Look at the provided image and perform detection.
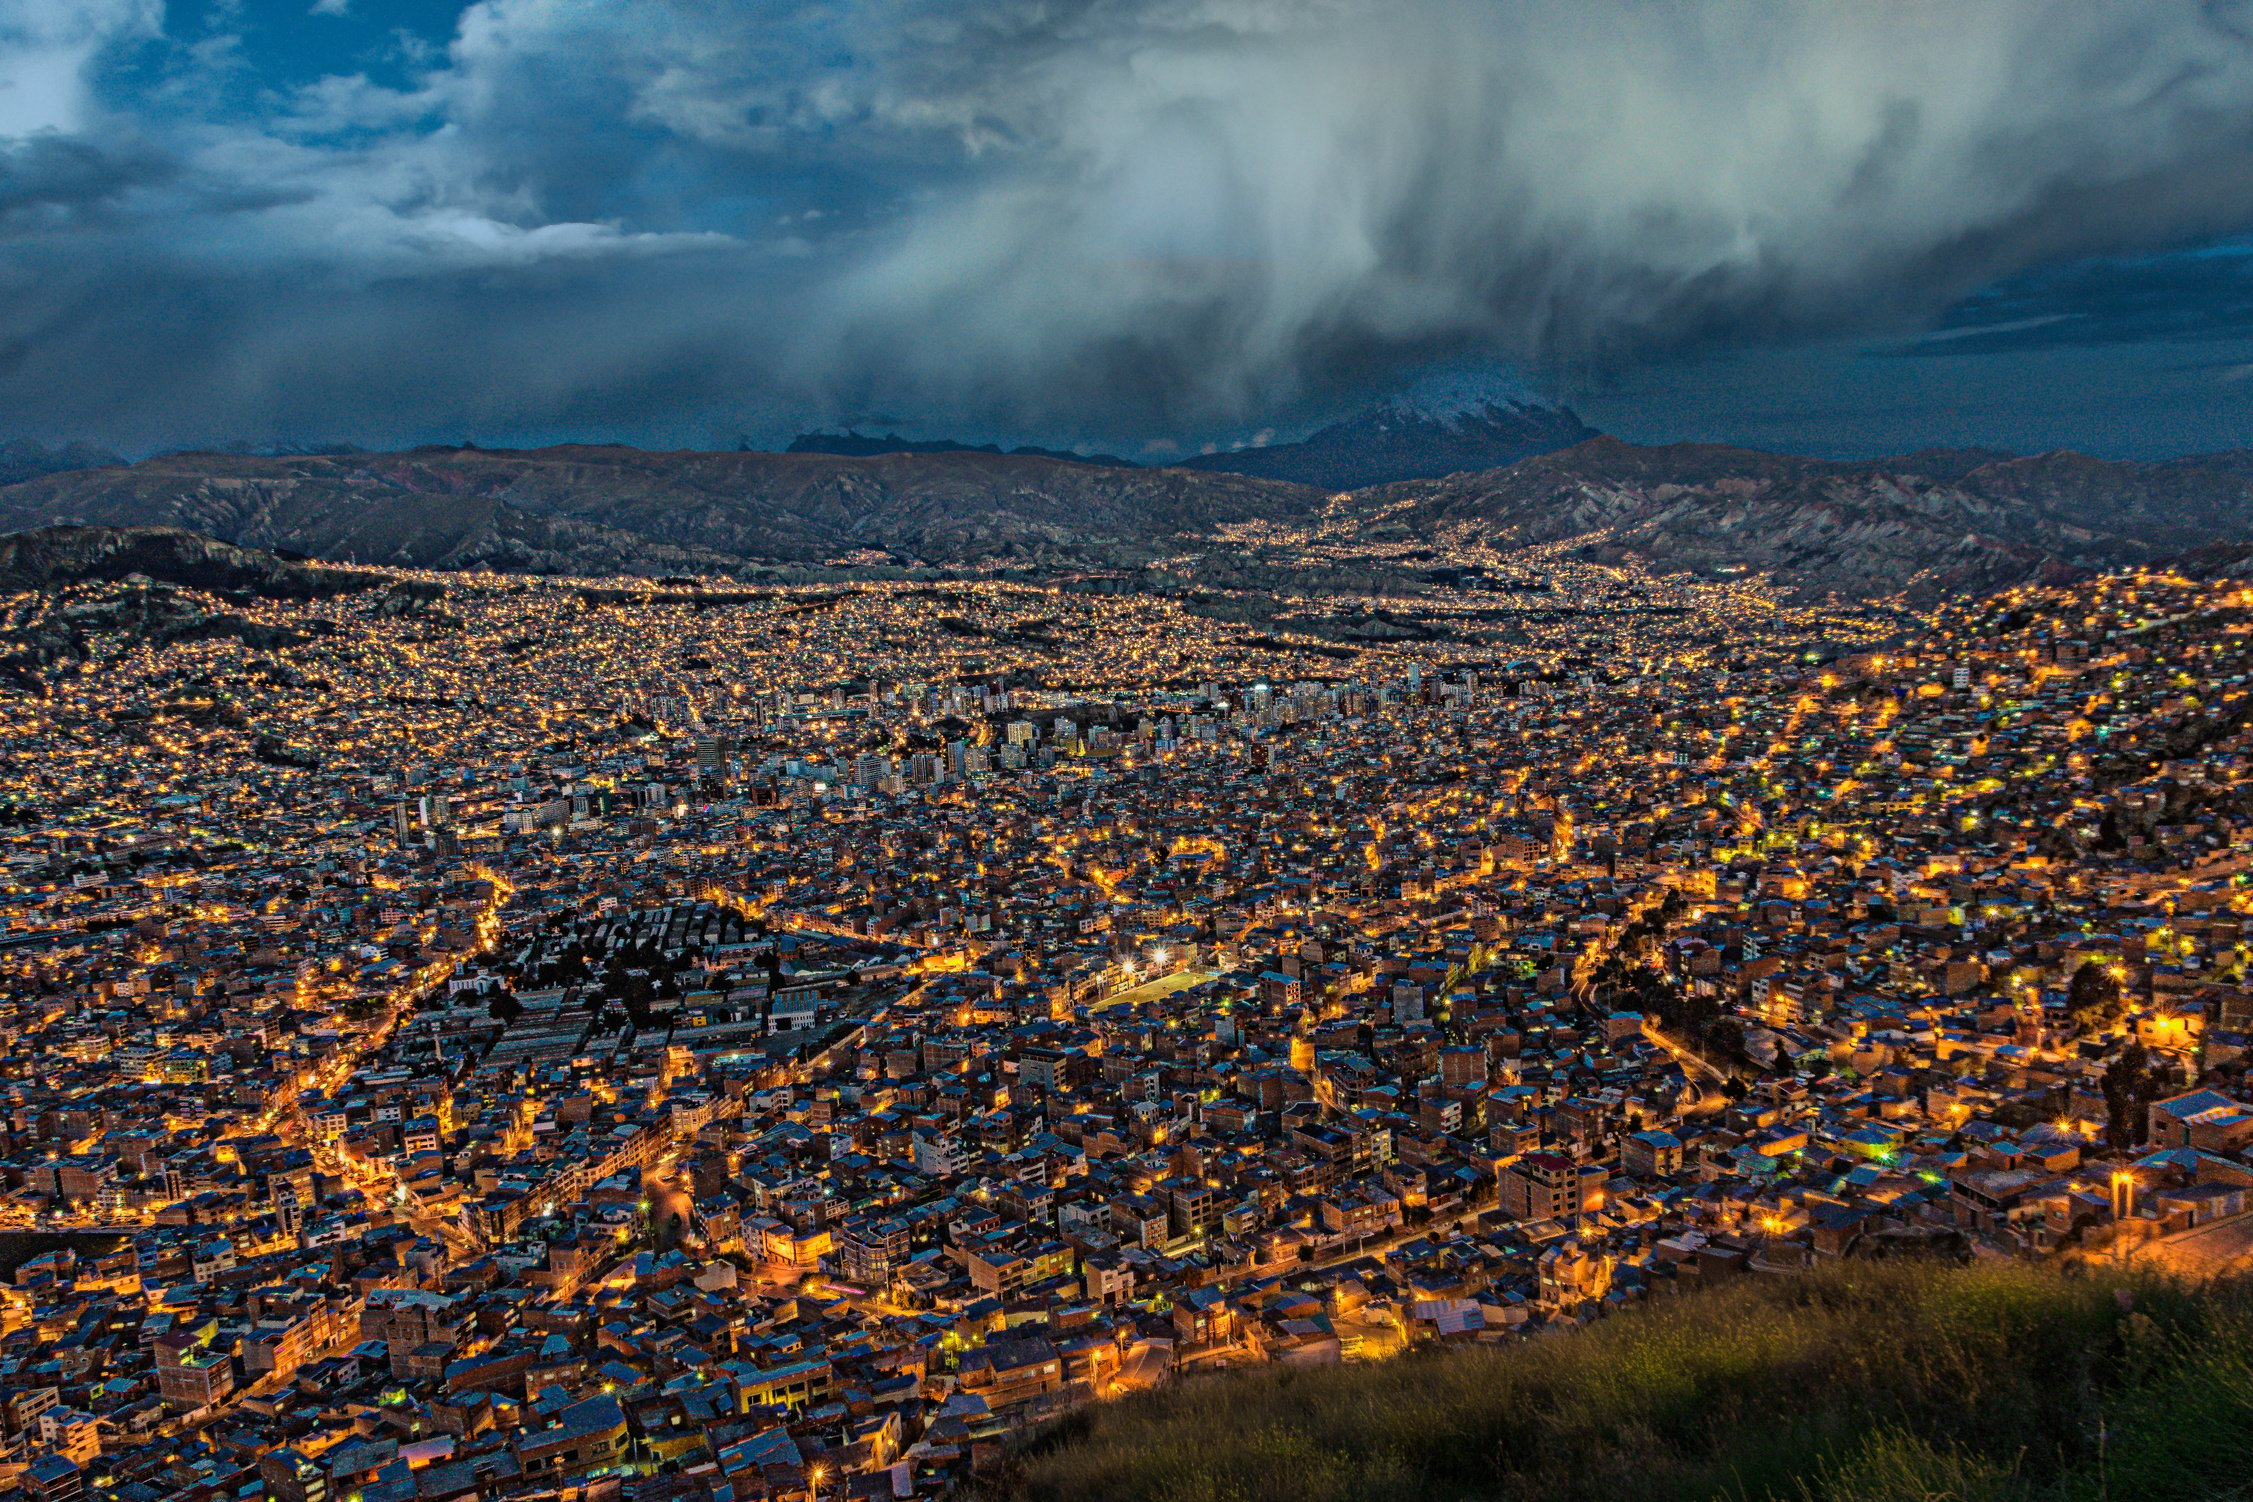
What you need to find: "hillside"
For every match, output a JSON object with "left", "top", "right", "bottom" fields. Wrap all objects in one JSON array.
[
  {"left": 1352, "top": 437, "right": 2253, "bottom": 600},
  {"left": 0, "top": 527, "right": 393, "bottom": 693},
  {"left": 992, "top": 1261, "right": 2253, "bottom": 1502},
  {"left": 0, "top": 445, "right": 1321, "bottom": 575},
  {"left": 0, "top": 524, "right": 384, "bottom": 597},
  {"left": 6, "top": 436, "right": 2253, "bottom": 599}
]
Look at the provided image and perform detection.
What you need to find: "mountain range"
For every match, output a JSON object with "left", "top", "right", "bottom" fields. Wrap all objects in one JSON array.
[
  {"left": 1354, "top": 439, "right": 2224, "bottom": 601},
  {"left": 781, "top": 396, "right": 1597, "bottom": 490},
  {"left": 0, "top": 437, "right": 124, "bottom": 488},
  {"left": 0, "top": 445, "right": 1313, "bottom": 574},
  {"left": 1180, "top": 398, "right": 1598, "bottom": 489},
  {"left": 4, "top": 433, "right": 2253, "bottom": 602},
  {"left": 782, "top": 431, "right": 1141, "bottom": 468}
]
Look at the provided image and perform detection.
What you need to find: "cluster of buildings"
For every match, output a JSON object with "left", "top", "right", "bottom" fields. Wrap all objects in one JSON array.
[{"left": 1, "top": 554, "right": 2252, "bottom": 1502}]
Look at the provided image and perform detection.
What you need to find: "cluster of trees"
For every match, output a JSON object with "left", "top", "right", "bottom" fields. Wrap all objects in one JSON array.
[
  {"left": 2058, "top": 960, "right": 2187, "bottom": 1151},
  {"left": 2068, "top": 959, "right": 2128, "bottom": 1034},
  {"left": 498, "top": 914, "right": 785, "bottom": 1031},
  {"left": 1592, "top": 889, "right": 1749, "bottom": 1072},
  {"left": 2100, "top": 1041, "right": 2181, "bottom": 1152}
]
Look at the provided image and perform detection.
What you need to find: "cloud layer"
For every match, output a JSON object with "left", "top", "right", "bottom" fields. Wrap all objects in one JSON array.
[{"left": 7, "top": 0, "right": 2253, "bottom": 450}]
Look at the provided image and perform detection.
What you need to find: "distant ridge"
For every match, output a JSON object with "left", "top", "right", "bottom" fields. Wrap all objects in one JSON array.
[
  {"left": 783, "top": 431, "right": 1141, "bottom": 468},
  {"left": 1181, "top": 398, "right": 1597, "bottom": 489},
  {"left": 8, "top": 434, "right": 2253, "bottom": 602},
  {"left": 0, "top": 444, "right": 1315, "bottom": 576},
  {"left": 0, "top": 437, "right": 123, "bottom": 487}
]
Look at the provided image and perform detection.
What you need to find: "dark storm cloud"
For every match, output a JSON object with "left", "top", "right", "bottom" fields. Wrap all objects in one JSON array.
[
  {"left": 10, "top": 0, "right": 2253, "bottom": 449},
  {"left": 0, "top": 130, "right": 174, "bottom": 224}
]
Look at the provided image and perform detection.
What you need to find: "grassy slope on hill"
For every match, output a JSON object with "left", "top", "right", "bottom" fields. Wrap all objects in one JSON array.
[{"left": 990, "top": 1261, "right": 2253, "bottom": 1502}]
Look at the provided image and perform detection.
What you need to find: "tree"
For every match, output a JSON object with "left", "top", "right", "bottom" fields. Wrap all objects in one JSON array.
[
  {"left": 2068, "top": 961, "right": 2124, "bottom": 1035},
  {"left": 2101, "top": 1042, "right": 2151, "bottom": 1152},
  {"left": 621, "top": 970, "right": 657, "bottom": 1029},
  {"left": 1706, "top": 1017, "right": 1749, "bottom": 1067}
]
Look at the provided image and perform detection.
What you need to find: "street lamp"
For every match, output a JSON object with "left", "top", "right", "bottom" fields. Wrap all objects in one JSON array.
[
  {"left": 2111, "top": 1170, "right": 2135, "bottom": 1219},
  {"left": 2110, "top": 1170, "right": 2138, "bottom": 1268}
]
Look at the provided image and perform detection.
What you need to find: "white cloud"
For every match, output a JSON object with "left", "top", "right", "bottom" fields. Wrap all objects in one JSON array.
[{"left": 0, "top": 0, "right": 161, "bottom": 136}]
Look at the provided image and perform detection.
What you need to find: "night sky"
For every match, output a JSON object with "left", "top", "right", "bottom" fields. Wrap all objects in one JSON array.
[{"left": 10, "top": 0, "right": 2253, "bottom": 460}]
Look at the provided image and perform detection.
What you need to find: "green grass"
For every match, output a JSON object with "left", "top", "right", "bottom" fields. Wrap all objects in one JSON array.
[{"left": 986, "top": 1261, "right": 2253, "bottom": 1502}]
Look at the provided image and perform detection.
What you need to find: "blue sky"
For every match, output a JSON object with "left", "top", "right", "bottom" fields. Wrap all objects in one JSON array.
[{"left": 9, "top": 0, "right": 2253, "bottom": 459}]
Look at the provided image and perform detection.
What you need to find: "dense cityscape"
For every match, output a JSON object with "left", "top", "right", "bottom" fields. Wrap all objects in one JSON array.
[
  {"left": 17, "top": 0, "right": 2253, "bottom": 1495},
  {"left": 2, "top": 530, "right": 2251, "bottom": 1502}
]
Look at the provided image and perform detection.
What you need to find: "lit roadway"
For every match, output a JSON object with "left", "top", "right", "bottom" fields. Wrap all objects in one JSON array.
[
  {"left": 2111, "top": 1211, "right": 2253, "bottom": 1281},
  {"left": 1558, "top": 882, "right": 1732, "bottom": 1119},
  {"left": 227, "top": 876, "right": 512, "bottom": 1254},
  {"left": 1642, "top": 1022, "right": 1733, "bottom": 1118},
  {"left": 18, "top": 973, "right": 439, "bottom": 1239}
]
